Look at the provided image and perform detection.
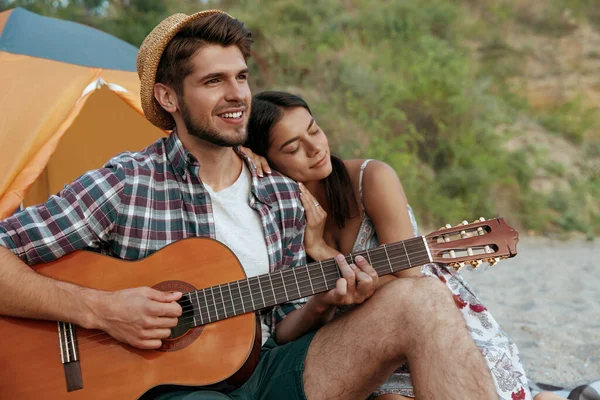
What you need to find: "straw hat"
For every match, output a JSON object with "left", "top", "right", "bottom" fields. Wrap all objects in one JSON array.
[{"left": 137, "top": 10, "right": 232, "bottom": 130}]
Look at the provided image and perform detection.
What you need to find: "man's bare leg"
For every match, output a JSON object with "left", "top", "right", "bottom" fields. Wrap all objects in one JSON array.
[{"left": 303, "top": 277, "right": 497, "bottom": 400}]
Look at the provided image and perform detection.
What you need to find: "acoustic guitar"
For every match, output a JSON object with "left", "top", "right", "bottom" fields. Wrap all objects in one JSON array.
[{"left": 0, "top": 217, "right": 518, "bottom": 399}]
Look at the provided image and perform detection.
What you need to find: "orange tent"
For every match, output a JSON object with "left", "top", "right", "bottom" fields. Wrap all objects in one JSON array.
[{"left": 0, "top": 7, "right": 165, "bottom": 219}]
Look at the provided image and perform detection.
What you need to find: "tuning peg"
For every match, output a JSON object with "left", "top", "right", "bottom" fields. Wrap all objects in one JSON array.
[
  {"left": 467, "top": 248, "right": 474, "bottom": 256},
  {"left": 469, "top": 259, "right": 482, "bottom": 269},
  {"left": 445, "top": 224, "right": 452, "bottom": 229},
  {"left": 462, "top": 220, "right": 469, "bottom": 225},
  {"left": 479, "top": 217, "right": 486, "bottom": 221},
  {"left": 486, "top": 257, "right": 501, "bottom": 266},
  {"left": 448, "top": 262, "right": 464, "bottom": 271}
]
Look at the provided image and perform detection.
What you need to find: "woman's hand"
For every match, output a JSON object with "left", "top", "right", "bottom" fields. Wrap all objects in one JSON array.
[
  {"left": 239, "top": 146, "right": 271, "bottom": 178},
  {"left": 298, "top": 183, "right": 330, "bottom": 259}
]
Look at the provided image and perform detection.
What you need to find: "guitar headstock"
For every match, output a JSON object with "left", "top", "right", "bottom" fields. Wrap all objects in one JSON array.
[{"left": 425, "top": 217, "right": 519, "bottom": 271}]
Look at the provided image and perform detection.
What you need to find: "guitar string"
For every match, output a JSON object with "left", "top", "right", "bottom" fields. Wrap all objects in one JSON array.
[
  {"left": 58, "top": 247, "right": 431, "bottom": 352},
  {"left": 58, "top": 238, "right": 429, "bottom": 349},
  {"left": 171, "top": 240, "right": 495, "bottom": 317},
  {"left": 59, "top": 239, "right": 499, "bottom": 351},
  {"left": 156, "top": 237, "right": 494, "bottom": 316},
  {"left": 60, "top": 253, "right": 429, "bottom": 351},
  {"left": 59, "top": 242, "right": 499, "bottom": 352}
]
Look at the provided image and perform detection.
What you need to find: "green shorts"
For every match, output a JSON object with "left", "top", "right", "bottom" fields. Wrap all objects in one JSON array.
[{"left": 153, "top": 331, "right": 316, "bottom": 400}]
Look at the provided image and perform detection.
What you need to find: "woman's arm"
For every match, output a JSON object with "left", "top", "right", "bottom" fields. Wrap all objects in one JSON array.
[{"left": 361, "top": 160, "right": 421, "bottom": 278}]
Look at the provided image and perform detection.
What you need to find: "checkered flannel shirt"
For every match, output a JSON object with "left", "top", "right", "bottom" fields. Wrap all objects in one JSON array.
[{"left": 0, "top": 132, "right": 307, "bottom": 331}]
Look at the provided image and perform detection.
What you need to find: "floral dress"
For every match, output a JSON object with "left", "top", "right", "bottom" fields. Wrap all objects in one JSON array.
[{"left": 353, "top": 160, "right": 532, "bottom": 400}]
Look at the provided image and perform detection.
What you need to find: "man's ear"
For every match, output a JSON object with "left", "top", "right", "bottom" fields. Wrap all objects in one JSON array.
[{"left": 154, "top": 83, "right": 179, "bottom": 113}]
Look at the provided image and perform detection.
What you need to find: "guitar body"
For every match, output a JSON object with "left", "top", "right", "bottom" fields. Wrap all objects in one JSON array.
[{"left": 0, "top": 238, "right": 259, "bottom": 399}]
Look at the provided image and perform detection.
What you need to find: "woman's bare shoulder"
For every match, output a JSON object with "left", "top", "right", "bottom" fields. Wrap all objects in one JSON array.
[{"left": 342, "top": 159, "right": 397, "bottom": 182}]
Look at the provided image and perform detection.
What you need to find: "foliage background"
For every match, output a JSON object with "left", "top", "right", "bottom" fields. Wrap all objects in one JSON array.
[{"left": 2, "top": 0, "right": 599, "bottom": 238}]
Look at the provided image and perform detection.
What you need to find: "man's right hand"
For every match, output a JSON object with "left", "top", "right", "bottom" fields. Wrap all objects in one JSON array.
[{"left": 94, "top": 287, "right": 183, "bottom": 350}]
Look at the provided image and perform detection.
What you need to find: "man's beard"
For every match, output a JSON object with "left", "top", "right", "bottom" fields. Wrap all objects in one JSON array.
[{"left": 180, "top": 101, "right": 248, "bottom": 147}]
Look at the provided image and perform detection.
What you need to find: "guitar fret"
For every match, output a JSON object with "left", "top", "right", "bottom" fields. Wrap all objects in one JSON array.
[
  {"left": 259, "top": 275, "right": 274, "bottom": 306},
  {"left": 210, "top": 287, "right": 219, "bottom": 321},
  {"left": 227, "top": 283, "right": 236, "bottom": 316},
  {"left": 219, "top": 285, "right": 228, "bottom": 318},
  {"left": 319, "top": 261, "right": 327, "bottom": 291},
  {"left": 365, "top": 250, "right": 373, "bottom": 268},
  {"left": 308, "top": 264, "right": 324, "bottom": 292},
  {"left": 190, "top": 293, "right": 197, "bottom": 326},
  {"left": 401, "top": 241, "right": 412, "bottom": 270},
  {"left": 296, "top": 267, "right": 312, "bottom": 296},
  {"left": 195, "top": 291, "right": 203, "bottom": 325},
  {"left": 204, "top": 289, "right": 214, "bottom": 323},
  {"left": 237, "top": 281, "right": 246, "bottom": 314},
  {"left": 256, "top": 276, "right": 266, "bottom": 309},
  {"left": 279, "top": 270, "right": 289, "bottom": 302},
  {"left": 305, "top": 267, "right": 315, "bottom": 294},
  {"left": 292, "top": 268, "right": 301, "bottom": 299},
  {"left": 246, "top": 279, "right": 256, "bottom": 311},
  {"left": 267, "top": 273, "right": 277, "bottom": 305},
  {"left": 383, "top": 245, "right": 393, "bottom": 273}
]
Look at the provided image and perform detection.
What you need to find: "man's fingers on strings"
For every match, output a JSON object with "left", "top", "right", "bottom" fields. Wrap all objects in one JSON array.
[
  {"left": 156, "top": 317, "right": 179, "bottom": 328},
  {"left": 332, "top": 278, "right": 347, "bottom": 302},
  {"left": 355, "top": 255, "right": 379, "bottom": 284},
  {"left": 146, "top": 289, "right": 183, "bottom": 303},
  {"left": 335, "top": 254, "right": 356, "bottom": 291},
  {"left": 148, "top": 301, "right": 183, "bottom": 318}
]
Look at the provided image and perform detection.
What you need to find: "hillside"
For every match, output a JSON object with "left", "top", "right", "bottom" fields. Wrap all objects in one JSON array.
[{"left": 2, "top": 0, "right": 598, "bottom": 237}]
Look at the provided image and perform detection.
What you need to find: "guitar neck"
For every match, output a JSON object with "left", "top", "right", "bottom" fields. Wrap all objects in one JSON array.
[{"left": 183, "top": 236, "right": 431, "bottom": 326}]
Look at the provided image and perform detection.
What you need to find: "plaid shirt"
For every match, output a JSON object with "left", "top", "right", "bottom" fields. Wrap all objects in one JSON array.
[{"left": 0, "top": 132, "right": 306, "bottom": 328}]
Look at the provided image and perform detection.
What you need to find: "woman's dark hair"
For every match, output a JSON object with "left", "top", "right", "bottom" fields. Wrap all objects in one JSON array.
[{"left": 246, "top": 91, "right": 358, "bottom": 228}]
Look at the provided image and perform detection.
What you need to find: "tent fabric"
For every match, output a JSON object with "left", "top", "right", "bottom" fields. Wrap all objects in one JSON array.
[
  {"left": 0, "top": 7, "right": 138, "bottom": 71},
  {"left": 0, "top": 8, "right": 165, "bottom": 219}
]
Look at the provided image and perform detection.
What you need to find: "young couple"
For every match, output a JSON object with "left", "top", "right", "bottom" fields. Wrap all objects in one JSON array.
[{"left": 0, "top": 9, "right": 531, "bottom": 400}]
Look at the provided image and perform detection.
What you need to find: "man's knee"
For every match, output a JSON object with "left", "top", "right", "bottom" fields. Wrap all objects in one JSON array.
[{"left": 374, "top": 276, "right": 457, "bottom": 322}]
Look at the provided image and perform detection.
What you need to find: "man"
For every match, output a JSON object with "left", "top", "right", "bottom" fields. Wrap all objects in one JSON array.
[{"left": 0, "top": 10, "right": 505, "bottom": 400}]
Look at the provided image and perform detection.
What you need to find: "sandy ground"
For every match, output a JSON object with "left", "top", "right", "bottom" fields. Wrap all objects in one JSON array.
[{"left": 464, "top": 236, "right": 599, "bottom": 389}]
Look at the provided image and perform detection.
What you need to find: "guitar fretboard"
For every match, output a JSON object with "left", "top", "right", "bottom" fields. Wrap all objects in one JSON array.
[{"left": 181, "top": 236, "right": 431, "bottom": 327}]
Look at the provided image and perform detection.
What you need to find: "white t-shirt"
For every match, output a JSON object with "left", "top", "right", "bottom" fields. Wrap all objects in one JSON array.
[{"left": 204, "top": 163, "right": 271, "bottom": 344}]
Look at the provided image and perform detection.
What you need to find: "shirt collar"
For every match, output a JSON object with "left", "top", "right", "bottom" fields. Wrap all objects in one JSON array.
[
  {"left": 165, "top": 130, "right": 190, "bottom": 179},
  {"left": 166, "top": 131, "right": 272, "bottom": 207},
  {"left": 235, "top": 146, "right": 272, "bottom": 207}
]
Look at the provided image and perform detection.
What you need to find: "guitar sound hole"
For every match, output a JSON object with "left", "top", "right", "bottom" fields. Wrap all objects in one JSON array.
[
  {"left": 168, "top": 295, "right": 195, "bottom": 340},
  {"left": 151, "top": 280, "right": 204, "bottom": 352}
]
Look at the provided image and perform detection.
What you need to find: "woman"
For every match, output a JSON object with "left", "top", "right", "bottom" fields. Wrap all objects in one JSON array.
[{"left": 243, "top": 91, "right": 530, "bottom": 400}]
